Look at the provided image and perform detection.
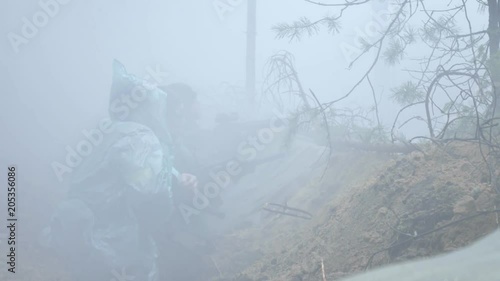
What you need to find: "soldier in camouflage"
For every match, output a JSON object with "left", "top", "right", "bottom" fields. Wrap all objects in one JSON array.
[{"left": 41, "top": 60, "right": 197, "bottom": 281}]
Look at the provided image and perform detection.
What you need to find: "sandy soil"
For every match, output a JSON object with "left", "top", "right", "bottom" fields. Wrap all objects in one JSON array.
[{"left": 211, "top": 141, "right": 500, "bottom": 281}]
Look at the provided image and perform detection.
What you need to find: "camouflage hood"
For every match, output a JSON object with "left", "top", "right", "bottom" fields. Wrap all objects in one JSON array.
[{"left": 109, "top": 60, "right": 172, "bottom": 146}]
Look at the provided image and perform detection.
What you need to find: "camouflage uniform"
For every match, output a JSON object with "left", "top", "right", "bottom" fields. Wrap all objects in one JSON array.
[{"left": 41, "top": 60, "right": 176, "bottom": 281}]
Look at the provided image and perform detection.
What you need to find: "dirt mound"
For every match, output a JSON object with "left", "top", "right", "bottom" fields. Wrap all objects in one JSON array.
[
  {"left": 6, "top": 141, "right": 500, "bottom": 281},
  {"left": 214, "top": 142, "right": 500, "bottom": 281}
]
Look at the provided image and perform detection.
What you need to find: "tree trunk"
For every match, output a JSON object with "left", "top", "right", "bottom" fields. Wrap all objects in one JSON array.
[
  {"left": 246, "top": 0, "right": 257, "bottom": 104},
  {"left": 488, "top": 0, "right": 500, "bottom": 114}
]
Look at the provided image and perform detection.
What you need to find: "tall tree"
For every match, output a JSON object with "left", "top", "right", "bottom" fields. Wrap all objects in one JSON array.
[
  {"left": 271, "top": 0, "right": 500, "bottom": 188},
  {"left": 274, "top": 0, "right": 500, "bottom": 139}
]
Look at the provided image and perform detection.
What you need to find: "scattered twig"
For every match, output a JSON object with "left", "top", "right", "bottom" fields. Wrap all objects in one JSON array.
[
  {"left": 364, "top": 209, "right": 500, "bottom": 271},
  {"left": 262, "top": 202, "right": 313, "bottom": 220},
  {"left": 210, "top": 256, "right": 222, "bottom": 278},
  {"left": 321, "top": 258, "right": 327, "bottom": 281},
  {"left": 496, "top": 205, "right": 499, "bottom": 228}
]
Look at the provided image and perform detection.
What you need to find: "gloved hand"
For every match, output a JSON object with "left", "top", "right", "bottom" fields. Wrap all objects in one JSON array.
[{"left": 178, "top": 173, "right": 198, "bottom": 189}]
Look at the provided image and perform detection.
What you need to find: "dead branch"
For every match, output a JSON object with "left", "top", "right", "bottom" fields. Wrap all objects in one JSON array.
[
  {"left": 364, "top": 209, "right": 500, "bottom": 271},
  {"left": 331, "top": 140, "right": 418, "bottom": 154}
]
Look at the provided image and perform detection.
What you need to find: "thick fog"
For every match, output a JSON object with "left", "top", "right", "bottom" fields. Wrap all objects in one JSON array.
[
  {"left": 0, "top": 1, "right": 494, "bottom": 281},
  {"left": 1, "top": 0, "right": 486, "bottom": 181}
]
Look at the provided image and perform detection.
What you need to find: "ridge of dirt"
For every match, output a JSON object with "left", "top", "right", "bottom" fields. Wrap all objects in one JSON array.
[
  {"left": 7, "top": 142, "right": 500, "bottom": 281},
  {"left": 214, "top": 142, "right": 500, "bottom": 281}
]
